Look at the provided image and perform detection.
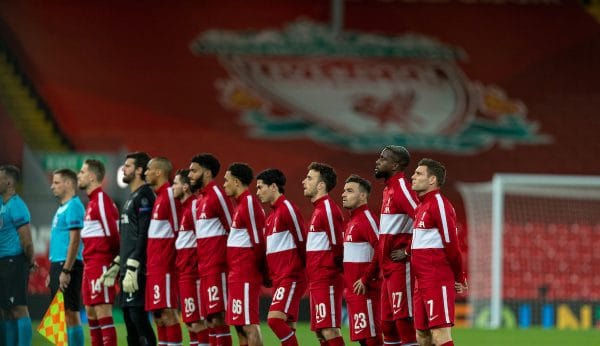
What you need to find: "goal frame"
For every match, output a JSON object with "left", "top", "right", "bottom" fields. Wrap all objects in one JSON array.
[{"left": 460, "top": 173, "right": 600, "bottom": 328}]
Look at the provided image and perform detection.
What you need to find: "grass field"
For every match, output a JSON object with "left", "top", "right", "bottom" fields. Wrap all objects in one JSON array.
[{"left": 32, "top": 321, "right": 600, "bottom": 345}]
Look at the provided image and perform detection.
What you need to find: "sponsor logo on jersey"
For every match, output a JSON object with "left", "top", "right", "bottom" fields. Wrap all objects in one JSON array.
[{"left": 192, "top": 20, "right": 549, "bottom": 154}]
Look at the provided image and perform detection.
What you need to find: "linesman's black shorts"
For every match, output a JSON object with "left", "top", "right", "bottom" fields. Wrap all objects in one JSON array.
[
  {"left": 49, "top": 260, "right": 83, "bottom": 311},
  {"left": 0, "top": 254, "right": 30, "bottom": 309}
]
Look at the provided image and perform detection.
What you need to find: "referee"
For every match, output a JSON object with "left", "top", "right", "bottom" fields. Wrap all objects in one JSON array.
[
  {"left": 48, "top": 169, "right": 85, "bottom": 346},
  {"left": 0, "top": 165, "right": 34, "bottom": 346}
]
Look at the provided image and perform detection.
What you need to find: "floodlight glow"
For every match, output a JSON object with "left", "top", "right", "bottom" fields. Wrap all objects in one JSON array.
[{"left": 116, "top": 165, "right": 128, "bottom": 189}]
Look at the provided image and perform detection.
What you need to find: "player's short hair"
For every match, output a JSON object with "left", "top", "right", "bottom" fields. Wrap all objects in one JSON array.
[
  {"left": 191, "top": 153, "right": 220, "bottom": 178},
  {"left": 84, "top": 159, "right": 106, "bottom": 182},
  {"left": 126, "top": 151, "right": 151, "bottom": 179},
  {"left": 53, "top": 169, "right": 77, "bottom": 185},
  {"left": 227, "top": 163, "right": 253, "bottom": 186},
  {"left": 0, "top": 164, "right": 21, "bottom": 183},
  {"left": 418, "top": 158, "right": 446, "bottom": 187},
  {"left": 151, "top": 157, "right": 173, "bottom": 179},
  {"left": 384, "top": 145, "right": 410, "bottom": 170},
  {"left": 175, "top": 169, "right": 191, "bottom": 185},
  {"left": 256, "top": 168, "right": 286, "bottom": 194},
  {"left": 345, "top": 174, "right": 372, "bottom": 195},
  {"left": 308, "top": 162, "right": 337, "bottom": 192}
]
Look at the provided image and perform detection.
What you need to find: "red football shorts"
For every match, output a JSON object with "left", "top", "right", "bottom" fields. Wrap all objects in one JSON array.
[
  {"left": 179, "top": 277, "right": 202, "bottom": 323},
  {"left": 269, "top": 278, "right": 308, "bottom": 323},
  {"left": 199, "top": 272, "right": 228, "bottom": 317},
  {"left": 226, "top": 281, "right": 261, "bottom": 326},
  {"left": 381, "top": 266, "right": 414, "bottom": 321},
  {"left": 413, "top": 283, "right": 455, "bottom": 330},
  {"left": 309, "top": 280, "right": 343, "bottom": 331},
  {"left": 82, "top": 263, "right": 116, "bottom": 306},
  {"left": 145, "top": 272, "right": 179, "bottom": 311},
  {"left": 346, "top": 292, "right": 381, "bottom": 341}
]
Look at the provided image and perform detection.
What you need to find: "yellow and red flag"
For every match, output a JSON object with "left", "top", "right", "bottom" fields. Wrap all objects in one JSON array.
[{"left": 37, "top": 291, "right": 68, "bottom": 345}]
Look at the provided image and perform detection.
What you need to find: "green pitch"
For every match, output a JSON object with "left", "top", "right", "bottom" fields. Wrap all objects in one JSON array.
[{"left": 32, "top": 321, "right": 600, "bottom": 345}]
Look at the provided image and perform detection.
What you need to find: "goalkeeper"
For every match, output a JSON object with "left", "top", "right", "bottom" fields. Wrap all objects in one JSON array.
[{"left": 100, "top": 152, "right": 156, "bottom": 345}]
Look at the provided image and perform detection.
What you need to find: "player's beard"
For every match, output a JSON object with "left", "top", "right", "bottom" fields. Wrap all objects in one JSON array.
[
  {"left": 374, "top": 169, "right": 389, "bottom": 180},
  {"left": 122, "top": 172, "right": 134, "bottom": 184},
  {"left": 190, "top": 179, "right": 203, "bottom": 191},
  {"left": 303, "top": 185, "right": 315, "bottom": 198}
]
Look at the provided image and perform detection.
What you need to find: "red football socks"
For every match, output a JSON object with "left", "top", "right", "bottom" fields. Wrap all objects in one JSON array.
[
  {"left": 381, "top": 320, "right": 400, "bottom": 344},
  {"left": 88, "top": 319, "right": 103, "bottom": 346},
  {"left": 267, "top": 317, "right": 298, "bottom": 346},
  {"left": 212, "top": 325, "right": 232, "bottom": 346},
  {"left": 197, "top": 328, "right": 210, "bottom": 345},
  {"left": 157, "top": 325, "right": 167, "bottom": 345},
  {"left": 396, "top": 319, "right": 417, "bottom": 344},
  {"left": 165, "top": 323, "right": 182, "bottom": 344},
  {"left": 365, "top": 335, "right": 383, "bottom": 346},
  {"left": 98, "top": 316, "right": 117, "bottom": 346},
  {"left": 189, "top": 331, "right": 198, "bottom": 345}
]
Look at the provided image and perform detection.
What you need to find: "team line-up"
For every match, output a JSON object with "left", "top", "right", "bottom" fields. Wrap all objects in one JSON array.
[{"left": 0, "top": 145, "right": 467, "bottom": 346}]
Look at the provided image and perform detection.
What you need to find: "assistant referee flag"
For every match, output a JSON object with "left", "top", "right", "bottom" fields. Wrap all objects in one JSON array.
[{"left": 37, "top": 291, "right": 68, "bottom": 345}]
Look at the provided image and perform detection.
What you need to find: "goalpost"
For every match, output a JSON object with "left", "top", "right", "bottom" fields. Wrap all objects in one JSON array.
[{"left": 458, "top": 174, "right": 600, "bottom": 329}]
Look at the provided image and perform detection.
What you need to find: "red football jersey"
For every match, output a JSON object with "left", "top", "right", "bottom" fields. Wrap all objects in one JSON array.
[
  {"left": 194, "top": 181, "right": 234, "bottom": 275},
  {"left": 227, "top": 190, "right": 266, "bottom": 283},
  {"left": 343, "top": 204, "right": 381, "bottom": 299},
  {"left": 306, "top": 195, "right": 344, "bottom": 286},
  {"left": 379, "top": 172, "right": 418, "bottom": 277},
  {"left": 81, "top": 187, "right": 120, "bottom": 265},
  {"left": 264, "top": 195, "right": 307, "bottom": 283},
  {"left": 411, "top": 190, "right": 466, "bottom": 288},
  {"left": 176, "top": 196, "right": 199, "bottom": 280},
  {"left": 146, "top": 183, "right": 181, "bottom": 276}
]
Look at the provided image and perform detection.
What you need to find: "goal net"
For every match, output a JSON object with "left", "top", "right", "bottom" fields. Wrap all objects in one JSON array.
[{"left": 458, "top": 174, "right": 600, "bottom": 329}]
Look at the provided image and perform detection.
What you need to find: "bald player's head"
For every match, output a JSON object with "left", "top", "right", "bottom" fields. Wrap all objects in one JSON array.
[
  {"left": 146, "top": 157, "right": 173, "bottom": 187},
  {"left": 152, "top": 157, "right": 173, "bottom": 176}
]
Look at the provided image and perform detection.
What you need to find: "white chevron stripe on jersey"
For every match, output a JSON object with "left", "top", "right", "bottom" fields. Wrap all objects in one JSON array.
[
  {"left": 398, "top": 178, "right": 418, "bottom": 210},
  {"left": 195, "top": 218, "right": 228, "bottom": 238},
  {"left": 379, "top": 214, "right": 413, "bottom": 235},
  {"left": 283, "top": 200, "right": 303, "bottom": 242},
  {"left": 213, "top": 186, "right": 232, "bottom": 227},
  {"left": 81, "top": 220, "right": 108, "bottom": 238},
  {"left": 412, "top": 228, "right": 443, "bottom": 249},
  {"left": 246, "top": 196, "right": 260, "bottom": 244},
  {"left": 266, "top": 230, "right": 297, "bottom": 254},
  {"left": 343, "top": 242, "right": 374, "bottom": 263},
  {"left": 167, "top": 187, "right": 179, "bottom": 232},
  {"left": 227, "top": 227, "right": 252, "bottom": 248},
  {"left": 323, "top": 200, "right": 337, "bottom": 245},
  {"left": 306, "top": 231, "right": 331, "bottom": 252},
  {"left": 148, "top": 219, "right": 175, "bottom": 238},
  {"left": 98, "top": 192, "right": 112, "bottom": 236},
  {"left": 363, "top": 209, "right": 379, "bottom": 239},
  {"left": 175, "top": 230, "right": 197, "bottom": 249},
  {"left": 435, "top": 193, "right": 451, "bottom": 243}
]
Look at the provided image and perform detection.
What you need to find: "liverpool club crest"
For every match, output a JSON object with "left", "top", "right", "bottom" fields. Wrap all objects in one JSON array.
[{"left": 192, "top": 20, "right": 549, "bottom": 154}]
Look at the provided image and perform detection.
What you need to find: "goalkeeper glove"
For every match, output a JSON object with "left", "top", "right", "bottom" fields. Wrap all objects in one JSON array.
[
  {"left": 99, "top": 256, "right": 120, "bottom": 287},
  {"left": 122, "top": 258, "right": 140, "bottom": 293}
]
